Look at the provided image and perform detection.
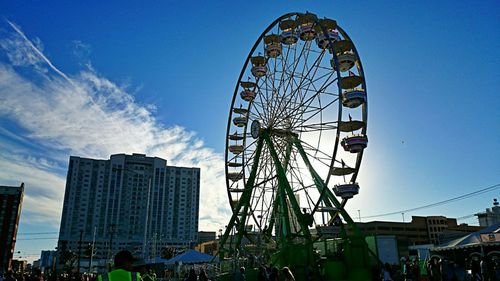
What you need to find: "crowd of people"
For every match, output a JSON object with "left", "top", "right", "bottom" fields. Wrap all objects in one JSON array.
[{"left": 379, "top": 255, "right": 500, "bottom": 281}]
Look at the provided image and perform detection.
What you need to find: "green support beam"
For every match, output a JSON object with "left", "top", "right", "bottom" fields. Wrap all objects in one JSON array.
[
  {"left": 219, "top": 137, "right": 265, "bottom": 258},
  {"left": 266, "top": 139, "right": 293, "bottom": 242},
  {"left": 263, "top": 132, "right": 312, "bottom": 240},
  {"left": 293, "top": 138, "right": 362, "bottom": 236}
]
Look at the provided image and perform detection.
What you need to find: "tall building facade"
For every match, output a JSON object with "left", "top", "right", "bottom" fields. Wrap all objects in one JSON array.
[
  {"left": 0, "top": 183, "right": 24, "bottom": 274},
  {"left": 58, "top": 154, "right": 200, "bottom": 266}
]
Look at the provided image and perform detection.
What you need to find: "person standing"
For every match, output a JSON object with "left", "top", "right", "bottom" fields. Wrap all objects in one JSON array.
[
  {"left": 234, "top": 267, "right": 246, "bottom": 281},
  {"left": 381, "top": 263, "right": 393, "bottom": 281},
  {"left": 185, "top": 269, "right": 197, "bottom": 281},
  {"left": 198, "top": 269, "right": 209, "bottom": 281},
  {"left": 268, "top": 267, "right": 279, "bottom": 281},
  {"left": 98, "top": 250, "right": 141, "bottom": 281}
]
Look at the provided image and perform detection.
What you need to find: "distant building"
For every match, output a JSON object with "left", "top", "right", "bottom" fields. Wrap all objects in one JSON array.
[
  {"left": 475, "top": 199, "right": 500, "bottom": 227},
  {"left": 58, "top": 153, "right": 200, "bottom": 267},
  {"left": 339, "top": 215, "right": 481, "bottom": 256},
  {"left": 0, "top": 183, "right": 24, "bottom": 274},
  {"left": 11, "top": 259, "right": 27, "bottom": 274},
  {"left": 195, "top": 240, "right": 219, "bottom": 256},
  {"left": 39, "top": 250, "right": 57, "bottom": 272},
  {"left": 197, "top": 231, "right": 216, "bottom": 244}
]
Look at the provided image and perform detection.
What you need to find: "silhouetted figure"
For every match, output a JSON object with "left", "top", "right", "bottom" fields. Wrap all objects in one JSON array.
[
  {"left": 186, "top": 269, "right": 197, "bottom": 281},
  {"left": 199, "top": 269, "right": 209, "bottom": 281},
  {"left": 98, "top": 250, "right": 140, "bottom": 281},
  {"left": 234, "top": 267, "right": 246, "bottom": 281},
  {"left": 257, "top": 266, "right": 268, "bottom": 281},
  {"left": 381, "top": 263, "right": 393, "bottom": 281},
  {"left": 268, "top": 267, "right": 279, "bottom": 281}
]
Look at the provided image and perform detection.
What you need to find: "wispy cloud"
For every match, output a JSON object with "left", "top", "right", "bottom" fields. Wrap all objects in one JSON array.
[{"left": 0, "top": 20, "right": 230, "bottom": 230}]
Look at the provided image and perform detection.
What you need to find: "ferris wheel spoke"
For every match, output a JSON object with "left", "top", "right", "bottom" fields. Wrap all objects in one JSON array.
[
  {"left": 268, "top": 43, "right": 295, "bottom": 124},
  {"left": 269, "top": 40, "right": 311, "bottom": 125},
  {"left": 296, "top": 141, "right": 334, "bottom": 168},
  {"left": 295, "top": 98, "right": 339, "bottom": 129},
  {"left": 296, "top": 121, "right": 338, "bottom": 132},
  {"left": 284, "top": 74, "right": 338, "bottom": 127},
  {"left": 272, "top": 49, "right": 326, "bottom": 128},
  {"left": 290, "top": 77, "right": 338, "bottom": 128},
  {"left": 289, "top": 69, "right": 336, "bottom": 95}
]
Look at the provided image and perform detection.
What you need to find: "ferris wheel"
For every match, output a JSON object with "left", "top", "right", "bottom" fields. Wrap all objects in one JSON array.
[{"left": 221, "top": 12, "right": 368, "bottom": 259}]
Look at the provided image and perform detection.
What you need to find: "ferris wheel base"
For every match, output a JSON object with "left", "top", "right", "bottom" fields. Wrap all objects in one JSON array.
[{"left": 216, "top": 236, "right": 376, "bottom": 281}]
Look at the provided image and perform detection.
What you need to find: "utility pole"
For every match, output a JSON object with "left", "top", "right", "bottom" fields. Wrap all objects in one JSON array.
[
  {"left": 77, "top": 230, "right": 83, "bottom": 276},
  {"left": 357, "top": 210, "right": 361, "bottom": 223}
]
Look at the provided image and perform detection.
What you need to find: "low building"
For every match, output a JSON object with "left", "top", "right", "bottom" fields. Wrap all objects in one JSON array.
[
  {"left": 39, "top": 250, "right": 57, "bottom": 273},
  {"left": 11, "top": 259, "right": 27, "bottom": 274},
  {"left": 475, "top": 199, "right": 500, "bottom": 227},
  {"left": 195, "top": 240, "right": 219, "bottom": 256},
  {"left": 343, "top": 215, "right": 481, "bottom": 256},
  {"left": 198, "top": 231, "right": 216, "bottom": 244}
]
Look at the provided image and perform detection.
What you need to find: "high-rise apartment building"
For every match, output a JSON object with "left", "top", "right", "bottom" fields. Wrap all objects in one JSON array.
[
  {"left": 57, "top": 154, "right": 200, "bottom": 266},
  {"left": 0, "top": 183, "right": 24, "bottom": 274}
]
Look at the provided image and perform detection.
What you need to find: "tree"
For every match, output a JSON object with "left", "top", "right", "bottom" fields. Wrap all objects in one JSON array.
[{"left": 161, "top": 247, "right": 175, "bottom": 260}]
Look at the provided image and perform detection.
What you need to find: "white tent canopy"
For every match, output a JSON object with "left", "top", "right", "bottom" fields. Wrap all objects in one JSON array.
[{"left": 432, "top": 223, "right": 500, "bottom": 251}]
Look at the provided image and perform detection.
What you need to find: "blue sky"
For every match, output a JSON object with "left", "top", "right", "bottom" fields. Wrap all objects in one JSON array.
[{"left": 1, "top": 1, "right": 499, "bottom": 261}]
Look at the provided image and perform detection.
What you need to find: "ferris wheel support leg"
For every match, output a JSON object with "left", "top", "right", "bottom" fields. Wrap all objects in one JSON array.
[
  {"left": 266, "top": 140, "right": 294, "bottom": 240},
  {"left": 263, "top": 132, "right": 312, "bottom": 241},
  {"left": 219, "top": 137, "right": 265, "bottom": 259},
  {"left": 293, "top": 138, "right": 362, "bottom": 236}
]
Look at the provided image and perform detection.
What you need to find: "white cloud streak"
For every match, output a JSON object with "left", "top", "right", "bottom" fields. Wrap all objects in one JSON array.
[{"left": 0, "top": 21, "right": 230, "bottom": 231}]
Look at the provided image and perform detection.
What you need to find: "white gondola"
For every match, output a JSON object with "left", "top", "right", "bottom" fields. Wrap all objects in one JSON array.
[
  {"left": 251, "top": 56, "right": 267, "bottom": 78},
  {"left": 341, "top": 89, "right": 366, "bottom": 108},
  {"left": 227, "top": 172, "right": 243, "bottom": 181},
  {"left": 316, "top": 30, "right": 340, "bottom": 49},
  {"left": 233, "top": 107, "right": 248, "bottom": 115},
  {"left": 333, "top": 183, "right": 360, "bottom": 199},
  {"left": 341, "top": 135, "right": 368, "bottom": 153},
  {"left": 229, "top": 133, "right": 244, "bottom": 141},
  {"left": 240, "top": 81, "right": 256, "bottom": 89},
  {"left": 297, "top": 13, "right": 317, "bottom": 41},
  {"left": 299, "top": 25, "right": 316, "bottom": 41},
  {"left": 227, "top": 162, "right": 243, "bottom": 168},
  {"left": 266, "top": 44, "right": 281, "bottom": 58},
  {"left": 229, "top": 145, "right": 244, "bottom": 154},
  {"left": 315, "top": 18, "right": 339, "bottom": 49},
  {"left": 331, "top": 52, "right": 357, "bottom": 72},
  {"left": 338, "top": 120, "right": 365, "bottom": 132},
  {"left": 240, "top": 90, "right": 256, "bottom": 102},
  {"left": 233, "top": 116, "right": 247, "bottom": 127},
  {"left": 279, "top": 20, "right": 299, "bottom": 45},
  {"left": 264, "top": 34, "right": 282, "bottom": 58},
  {"left": 331, "top": 167, "right": 355, "bottom": 176},
  {"left": 340, "top": 75, "right": 363, "bottom": 89},
  {"left": 251, "top": 66, "right": 267, "bottom": 78}
]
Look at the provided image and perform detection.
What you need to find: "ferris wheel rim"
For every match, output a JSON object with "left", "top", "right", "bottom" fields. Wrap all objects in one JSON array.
[{"left": 224, "top": 12, "right": 368, "bottom": 236}]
